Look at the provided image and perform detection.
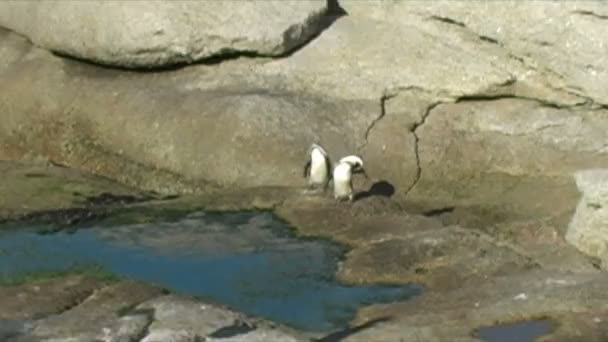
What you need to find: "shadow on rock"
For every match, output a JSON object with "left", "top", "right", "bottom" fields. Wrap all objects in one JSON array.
[
  {"left": 316, "top": 317, "right": 391, "bottom": 342},
  {"left": 354, "top": 180, "right": 396, "bottom": 201}
]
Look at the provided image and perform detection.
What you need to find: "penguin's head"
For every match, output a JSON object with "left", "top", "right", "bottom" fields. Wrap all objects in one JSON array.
[
  {"left": 339, "top": 155, "right": 368, "bottom": 179},
  {"left": 309, "top": 143, "right": 328, "bottom": 158}
]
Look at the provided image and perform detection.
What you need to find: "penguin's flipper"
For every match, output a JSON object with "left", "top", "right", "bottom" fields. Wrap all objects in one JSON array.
[{"left": 303, "top": 160, "right": 311, "bottom": 178}]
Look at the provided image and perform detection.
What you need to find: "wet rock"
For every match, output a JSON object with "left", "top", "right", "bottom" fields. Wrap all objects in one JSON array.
[
  {"left": 0, "top": 274, "right": 310, "bottom": 342},
  {"left": 0, "top": 275, "right": 108, "bottom": 321},
  {"left": 30, "top": 280, "right": 164, "bottom": 341},
  {"left": 138, "top": 295, "right": 308, "bottom": 342},
  {"left": 345, "top": 270, "right": 608, "bottom": 341},
  {"left": 0, "top": 1, "right": 331, "bottom": 68},
  {"left": 0, "top": 319, "right": 33, "bottom": 342},
  {"left": 338, "top": 226, "right": 538, "bottom": 290},
  {"left": 0, "top": 161, "right": 146, "bottom": 220},
  {"left": 566, "top": 169, "right": 608, "bottom": 268}
]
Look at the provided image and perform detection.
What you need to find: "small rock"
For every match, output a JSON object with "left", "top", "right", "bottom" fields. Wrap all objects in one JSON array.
[{"left": 513, "top": 293, "right": 528, "bottom": 301}]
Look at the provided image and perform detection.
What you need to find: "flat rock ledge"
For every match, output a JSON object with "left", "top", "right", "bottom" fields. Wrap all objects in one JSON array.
[{"left": 0, "top": 275, "right": 309, "bottom": 342}]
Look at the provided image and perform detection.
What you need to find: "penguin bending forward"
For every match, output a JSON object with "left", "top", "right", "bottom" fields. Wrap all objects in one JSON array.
[
  {"left": 303, "top": 143, "right": 332, "bottom": 191},
  {"left": 333, "top": 155, "right": 368, "bottom": 202}
]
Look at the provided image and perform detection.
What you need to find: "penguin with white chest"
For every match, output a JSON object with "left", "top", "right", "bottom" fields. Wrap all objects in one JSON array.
[
  {"left": 303, "top": 143, "right": 332, "bottom": 191},
  {"left": 333, "top": 155, "right": 368, "bottom": 202}
]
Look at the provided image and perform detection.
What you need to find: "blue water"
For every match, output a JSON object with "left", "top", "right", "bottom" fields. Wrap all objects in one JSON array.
[
  {"left": 477, "top": 319, "right": 554, "bottom": 342},
  {"left": 0, "top": 210, "right": 421, "bottom": 332}
]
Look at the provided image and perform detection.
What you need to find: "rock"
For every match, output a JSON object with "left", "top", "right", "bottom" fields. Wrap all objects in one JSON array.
[
  {"left": 344, "top": 270, "right": 608, "bottom": 341},
  {"left": 138, "top": 295, "right": 307, "bottom": 342},
  {"left": 338, "top": 226, "right": 538, "bottom": 290},
  {"left": 0, "top": 160, "right": 149, "bottom": 221},
  {"left": 31, "top": 281, "right": 164, "bottom": 341},
  {"left": 0, "top": 0, "right": 330, "bottom": 68},
  {"left": 566, "top": 169, "right": 608, "bottom": 267},
  {"left": 340, "top": 0, "right": 608, "bottom": 104},
  {"left": 2, "top": 0, "right": 608, "bottom": 221},
  {"left": 0, "top": 275, "right": 108, "bottom": 321},
  {"left": 0, "top": 275, "right": 309, "bottom": 342},
  {"left": 0, "top": 29, "right": 378, "bottom": 194},
  {"left": 408, "top": 98, "right": 608, "bottom": 221}
]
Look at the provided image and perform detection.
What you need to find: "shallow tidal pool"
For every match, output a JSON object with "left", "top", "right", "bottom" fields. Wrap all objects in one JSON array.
[
  {"left": 0, "top": 210, "right": 421, "bottom": 333},
  {"left": 476, "top": 319, "right": 555, "bottom": 342}
]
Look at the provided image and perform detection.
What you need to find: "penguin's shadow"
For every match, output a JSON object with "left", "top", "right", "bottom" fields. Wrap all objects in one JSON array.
[{"left": 354, "top": 180, "right": 396, "bottom": 201}]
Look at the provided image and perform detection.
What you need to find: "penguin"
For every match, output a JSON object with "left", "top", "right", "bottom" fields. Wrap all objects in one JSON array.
[
  {"left": 332, "top": 155, "right": 368, "bottom": 202},
  {"left": 303, "top": 143, "right": 332, "bottom": 191}
]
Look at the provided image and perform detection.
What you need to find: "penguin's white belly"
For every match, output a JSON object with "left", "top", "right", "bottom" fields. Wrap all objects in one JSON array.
[
  {"left": 333, "top": 164, "right": 352, "bottom": 198},
  {"left": 309, "top": 162, "right": 328, "bottom": 185}
]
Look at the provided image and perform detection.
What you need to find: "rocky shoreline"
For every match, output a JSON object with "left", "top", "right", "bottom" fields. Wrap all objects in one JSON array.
[
  {"left": 1, "top": 1, "right": 608, "bottom": 341},
  {"left": 0, "top": 161, "right": 607, "bottom": 341}
]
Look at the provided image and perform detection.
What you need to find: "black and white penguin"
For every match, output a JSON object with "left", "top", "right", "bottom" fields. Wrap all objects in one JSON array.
[
  {"left": 303, "top": 143, "right": 332, "bottom": 191},
  {"left": 332, "top": 155, "right": 368, "bottom": 202}
]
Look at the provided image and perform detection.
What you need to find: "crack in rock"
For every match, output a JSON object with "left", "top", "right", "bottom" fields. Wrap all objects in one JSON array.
[
  {"left": 427, "top": 15, "right": 500, "bottom": 46},
  {"left": 121, "top": 307, "right": 156, "bottom": 342},
  {"left": 571, "top": 10, "right": 608, "bottom": 20},
  {"left": 404, "top": 101, "right": 442, "bottom": 196},
  {"left": 428, "top": 15, "right": 465, "bottom": 28},
  {"left": 358, "top": 94, "right": 394, "bottom": 153},
  {"left": 426, "top": 13, "right": 602, "bottom": 107},
  {"left": 454, "top": 93, "right": 590, "bottom": 110}
]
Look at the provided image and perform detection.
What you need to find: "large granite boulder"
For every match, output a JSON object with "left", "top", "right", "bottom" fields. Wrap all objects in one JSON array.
[
  {"left": 566, "top": 169, "right": 608, "bottom": 267},
  {"left": 0, "top": 0, "right": 330, "bottom": 68}
]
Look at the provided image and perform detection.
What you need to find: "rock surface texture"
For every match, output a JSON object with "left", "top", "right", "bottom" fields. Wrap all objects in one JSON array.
[
  {"left": 566, "top": 169, "right": 608, "bottom": 268},
  {"left": 0, "top": 275, "right": 309, "bottom": 342},
  {"left": 1, "top": 1, "right": 608, "bottom": 219},
  {"left": 4, "top": 2, "right": 608, "bottom": 340},
  {"left": 0, "top": 0, "right": 330, "bottom": 68}
]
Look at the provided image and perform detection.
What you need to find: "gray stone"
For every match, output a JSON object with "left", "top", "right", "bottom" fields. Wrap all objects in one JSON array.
[
  {"left": 30, "top": 281, "right": 164, "bottom": 341},
  {"left": 409, "top": 98, "right": 608, "bottom": 217},
  {"left": 136, "top": 295, "right": 308, "bottom": 342},
  {"left": 0, "top": 28, "right": 378, "bottom": 193},
  {"left": 0, "top": 0, "right": 329, "bottom": 68},
  {"left": 566, "top": 169, "right": 608, "bottom": 267},
  {"left": 340, "top": 0, "right": 608, "bottom": 104},
  {"left": 343, "top": 270, "right": 608, "bottom": 342},
  {"left": 2, "top": 0, "right": 608, "bottom": 221}
]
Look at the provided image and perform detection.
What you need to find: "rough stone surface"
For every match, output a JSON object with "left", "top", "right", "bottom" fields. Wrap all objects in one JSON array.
[
  {"left": 0, "top": 160, "right": 146, "bottom": 220},
  {"left": 346, "top": 270, "right": 608, "bottom": 342},
  {"left": 566, "top": 169, "right": 608, "bottom": 267},
  {"left": 138, "top": 295, "right": 307, "bottom": 342},
  {"left": 0, "top": 0, "right": 330, "bottom": 68},
  {"left": 410, "top": 99, "right": 606, "bottom": 218},
  {"left": 31, "top": 280, "right": 163, "bottom": 341},
  {"left": 0, "top": 275, "right": 108, "bottom": 321},
  {"left": 0, "top": 275, "right": 309, "bottom": 342},
  {"left": 0, "top": 167, "right": 606, "bottom": 341},
  {"left": 1, "top": 0, "right": 608, "bottom": 219},
  {"left": 3, "top": 2, "right": 608, "bottom": 338},
  {"left": 0, "top": 29, "right": 378, "bottom": 194}
]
